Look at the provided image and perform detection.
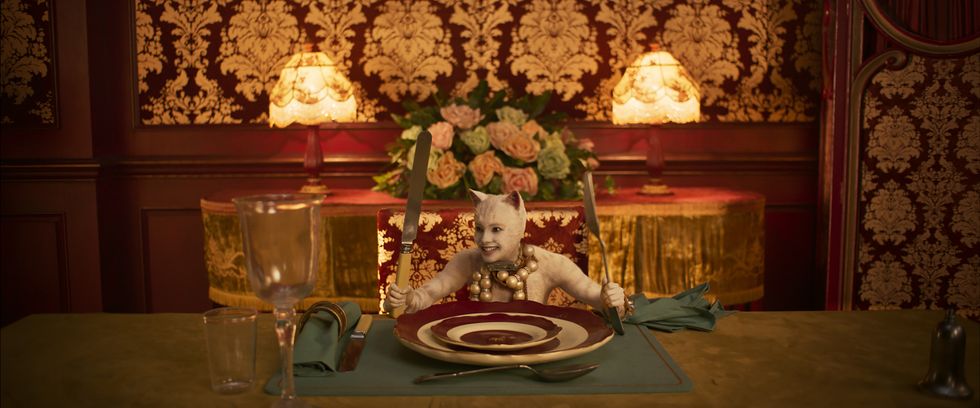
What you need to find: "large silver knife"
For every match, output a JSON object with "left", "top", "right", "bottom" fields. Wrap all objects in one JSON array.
[
  {"left": 583, "top": 172, "right": 626, "bottom": 335},
  {"left": 337, "top": 315, "right": 372, "bottom": 372},
  {"left": 392, "top": 130, "right": 432, "bottom": 318}
]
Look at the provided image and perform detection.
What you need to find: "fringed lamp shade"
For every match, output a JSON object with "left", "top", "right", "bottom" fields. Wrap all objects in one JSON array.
[
  {"left": 612, "top": 46, "right": 700, "bottom": 196},
  {"left": 269, "top": 51, "right": 356, "bottom": 127},
  {"left": 269, "top": 47, "right": 356, "bottom": 194},
  {"left": 611, "top": 47, "right": 701, "bottom": 125}
]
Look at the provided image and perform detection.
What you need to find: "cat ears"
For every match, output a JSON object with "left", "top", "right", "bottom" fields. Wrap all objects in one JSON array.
[
  {"left": 503, "top": 191, "right": 523, "bottom": 210},
  {"left": 468, "top": 189, "right": 523, "bottom": 210},
  {"left": 468, "top": 189, "right": 488, "bottom": 206}
]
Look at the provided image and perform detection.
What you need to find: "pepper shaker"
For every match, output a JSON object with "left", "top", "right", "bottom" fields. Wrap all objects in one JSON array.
[{"left": 918, "top": 309, "right": 973, "bottom": 399}]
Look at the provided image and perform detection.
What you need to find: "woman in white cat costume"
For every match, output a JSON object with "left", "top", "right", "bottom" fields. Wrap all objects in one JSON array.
[{"left": 386, "top": 190, "right": 627, "bottom": 316}]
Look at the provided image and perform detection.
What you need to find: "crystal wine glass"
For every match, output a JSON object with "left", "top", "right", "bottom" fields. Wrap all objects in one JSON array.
[{"left": 234, "top": 193, "right": 323, "bottom": 408}]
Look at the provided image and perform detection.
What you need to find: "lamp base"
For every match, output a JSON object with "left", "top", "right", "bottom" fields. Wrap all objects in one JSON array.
[
  {"left": 300, "top": 179, "right": 331, "bottom": 195},
  {"left": 638, "top": 179, "right": 673, "bottom": 196}
]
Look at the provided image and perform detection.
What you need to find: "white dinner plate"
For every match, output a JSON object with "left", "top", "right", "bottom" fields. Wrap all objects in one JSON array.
[{"left": 394, "top": 300, "right": 613, "bottom": 366}]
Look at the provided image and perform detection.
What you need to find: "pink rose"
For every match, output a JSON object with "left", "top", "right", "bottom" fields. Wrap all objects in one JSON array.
[
  {"left": 521, "top": 120, "right": 547, "bottom": 139},
  {"left": 428, "top": 121, "right": 454, "bottom": 150},
  {"left": 502, "top": 167, "right": 539, "bottom": 196},
  {"left": 486, "top": 121, "right": 521, "bottom": 150},
  {"left": 427, "top": 152, "right": 466, "bottom": 189},
  {"left": 586, "top": 157, "right": 600, "bottom": 170},
  {"left": 577, "top": 138, "right": 594, "bottom": 152},
  {"left": 439, "top": 104, "right": 483, "bottom": 130},
  {"left": 500, "top": 134, "right": 541, "bottom": 163},
  {"left": 468, "top": 151, "right": 504, "bottom": 187}
]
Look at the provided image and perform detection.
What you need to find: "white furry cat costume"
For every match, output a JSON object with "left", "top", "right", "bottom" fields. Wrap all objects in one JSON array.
[{"left": 386, "top": 190, "right": 626, "bottom": 315}]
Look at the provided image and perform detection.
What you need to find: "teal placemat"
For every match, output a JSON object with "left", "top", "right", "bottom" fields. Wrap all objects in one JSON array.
[{"left": 265, "top": 318, "right": 691, "bottom": 396}]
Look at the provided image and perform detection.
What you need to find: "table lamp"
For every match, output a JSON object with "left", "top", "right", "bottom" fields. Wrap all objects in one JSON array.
[
  {"left": 270, "top": 44, "right": 357, "bottom": 194},
  {"left": 612, "top": 44, "right": 700, "bottom": 195}
]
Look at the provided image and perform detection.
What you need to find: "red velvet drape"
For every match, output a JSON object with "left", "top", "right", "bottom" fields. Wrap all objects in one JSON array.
[
  {"left": 870, "top": 0, "right": 980, "bottom": 53},
  {"left": 882, "top": 0, "right": 980, "bottom": 41}
]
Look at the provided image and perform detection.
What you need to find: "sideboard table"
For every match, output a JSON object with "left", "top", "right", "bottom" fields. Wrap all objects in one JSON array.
[{"left": 201, "top": 187, "right": 764, "bottom": 312}]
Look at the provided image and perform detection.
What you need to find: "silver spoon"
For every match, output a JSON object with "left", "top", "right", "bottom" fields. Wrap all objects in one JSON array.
[{"left": 414, "top": 362, "right": 599, "bottom": 384}]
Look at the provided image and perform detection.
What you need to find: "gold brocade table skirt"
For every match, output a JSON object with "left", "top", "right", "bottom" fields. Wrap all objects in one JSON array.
[{"left": 201, "top": 187, "right": 764, "bottom": 312}]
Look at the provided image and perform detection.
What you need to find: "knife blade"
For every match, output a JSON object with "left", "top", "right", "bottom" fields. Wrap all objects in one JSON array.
[
  {"left": 337, "top": 315, "right": 373, "bottom": 372},
  {"left": 583, "top": 172, "right": 626, "bottom": 335},
  {"left": 392, "top": 130, "right": 432, "bottom": 317}
]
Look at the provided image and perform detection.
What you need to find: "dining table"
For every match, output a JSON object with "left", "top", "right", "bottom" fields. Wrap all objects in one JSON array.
[{"left": 1, "top": 309, "right": 977, "bottom": 407}]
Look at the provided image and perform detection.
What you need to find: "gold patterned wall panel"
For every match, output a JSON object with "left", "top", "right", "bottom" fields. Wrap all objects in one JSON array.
[
  {"left": 508, "top": 0, "right": 599, "bottom": 102},
  {"left": 134, "top": 0, "right": 821, "bottom": 124},
  {"left": 1, "top": 0, "right": 57, "bottom": 126},
  {"left": 856, "top": 54, "right": 980, "bottom": 319}
]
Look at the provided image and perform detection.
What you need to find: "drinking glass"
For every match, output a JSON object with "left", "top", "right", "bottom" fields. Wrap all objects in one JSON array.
[
  {"left": 203, "top": 307, "right": 257, "bottom": 394},
  {"left": 234, "top": 193, "right": 324, "bottom": 408}
]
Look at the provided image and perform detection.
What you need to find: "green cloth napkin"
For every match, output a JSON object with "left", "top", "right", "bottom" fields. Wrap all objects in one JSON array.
[
  {"left": 625, "top": 283, "right": 735, "bottom": 332},
  {"left": 293, "top": 301, "right": 361, "bottom": 376}
]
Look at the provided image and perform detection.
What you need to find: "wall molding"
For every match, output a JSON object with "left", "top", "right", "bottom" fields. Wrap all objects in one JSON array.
[
  {"left": 0, "top": 161, "right": 100, "bottom": 180},
  {"left": 138, "top": 207, "right": 201, "bottom": 313},
  {"left": 0, "top": 213, "right": 71, "bottom": 316}
]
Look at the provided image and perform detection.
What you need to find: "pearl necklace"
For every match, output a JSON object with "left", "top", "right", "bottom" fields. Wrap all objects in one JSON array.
[{"left": 468, "top": 244, "right": 538, "bottom": 302}]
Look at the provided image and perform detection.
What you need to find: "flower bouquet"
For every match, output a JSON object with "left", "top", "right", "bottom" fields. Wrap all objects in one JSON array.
[{"left": 373, "top": 81, "right": 599, "bottom": 200}]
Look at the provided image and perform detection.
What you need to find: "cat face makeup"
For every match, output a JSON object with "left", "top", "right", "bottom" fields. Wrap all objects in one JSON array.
[{"left": 470, "top": 190, "right": 526, "bottom": 264}]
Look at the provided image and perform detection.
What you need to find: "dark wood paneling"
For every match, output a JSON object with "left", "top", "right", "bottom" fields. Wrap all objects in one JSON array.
[
  {"left": 0, "top": 0, "right": 93, "bottom": 159},
  {"left": 0, "top": 214, "right": 69, "bottom": 326},
  {"left": 140, "top": 209, "right": 211, "bottom": 313},
  {"left": 0, "top": 179, "right": 102, "bottom": 324},
  {"left": 0, "top": 0, "right": 103, "bottom": 322},
  {"left": 98, "top": 175, "right": 323, "bottom": 312}
]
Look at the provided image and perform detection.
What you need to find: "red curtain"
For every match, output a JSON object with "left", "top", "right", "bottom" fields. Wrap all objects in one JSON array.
[
  {"left": 883, "top": 0, "right": 980, "bottom": 41},
  {"left": 869, "top": 0, "right": 980, "bottom": 54}
]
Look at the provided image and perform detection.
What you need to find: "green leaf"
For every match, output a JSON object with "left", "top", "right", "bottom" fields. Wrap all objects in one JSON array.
[
  {"left": 559, "top": 180, "right": 579, "bottom": 198},
  {"left": 468, "top": 80, "right": 489, "bottom": 106},
  {"left": 463, "top": 173, "right": 476, "bottom": 190},
  {"left": 391, "top": 113, "right": 413, "bottom": 129},
  {"left": 411, "top": 109, "right": 438, "bottom": 128},
  {"left": 487, "top": 176, "right": 502, "bottom": 194},
  {"left": 433, "top": 89, "right": 448, "bottom": 107},
  {"left": 528, "top": 91, "right": 551, "bottom": 118},
  {"left": 512, "top": 94, "right": 530, "bottom": 113},
  {"left": 403, "top": 99, "right": 422, "bottom": 112},
  {"left": 393, "top": 181, "right": 408, "bottom": 198},
  {"left": 536, "top": 111, "right": 568, "bottom": 130},
  {"left": 540, "top": 181, "right": 556, "bottom": 201},
  {"left": 604, "top": 175, "right": 617, "bottom": 195},
  {"left": 451, "top": 182, "right": 465, "bottom": 199},
  {"left": 487, "top": 91, "right": 507, "bottom": 112}
]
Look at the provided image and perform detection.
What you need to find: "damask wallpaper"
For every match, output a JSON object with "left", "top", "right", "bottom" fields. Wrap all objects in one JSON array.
[
  {"left": 857, "top": 54, "right": 980, "bottom": 318},
  {"left": 134, "top": 0, "right": 822, "bottom": 125},
  {"left": 0, "top": 0, "right": 57, "bottom": 127}
]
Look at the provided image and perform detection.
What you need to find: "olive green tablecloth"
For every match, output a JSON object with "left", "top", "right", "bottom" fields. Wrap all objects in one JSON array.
[
  {"left": 266, "top": 319, "right": 689, "bottom": 396},
  {"left": 2, "top": 311, "right": 978, "bottom": 407}
]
